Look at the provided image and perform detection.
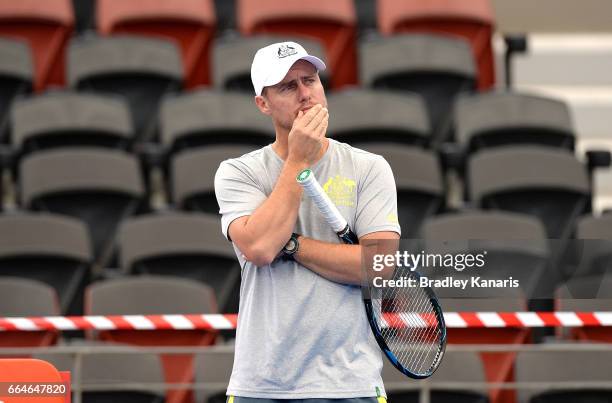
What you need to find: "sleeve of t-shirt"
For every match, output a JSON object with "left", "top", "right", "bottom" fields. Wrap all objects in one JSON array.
[
  {"left": 354, "top": 156, "right": 402, "bottom": 238},
  {"left": 214, "top": 159, "right": 268, "bottom": 240}
]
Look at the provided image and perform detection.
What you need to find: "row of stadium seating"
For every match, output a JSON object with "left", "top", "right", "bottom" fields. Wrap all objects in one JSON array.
[
  {"left": 1, "top": 86, "right": 584, "bottom": 152},
  {"left": 1, "top": 142, "right": 609, "bottom": 234},
  {"left": 1, "top": 32, "right": 497, "bottom": 146},
  {"left": 0, "top": 0, "right": 501, "bottom": 90},
  {"left": 0, "top": 212, "right": 237, "bottom": 315},
  {"left": 69, "top": 0, "right": 491, "bottom": 36},
  {"left": 30, "top": 342, "right": 612, "bottom": 403},
  {"left": 1, "top": 209, "right": 610, "bottom": 316}
]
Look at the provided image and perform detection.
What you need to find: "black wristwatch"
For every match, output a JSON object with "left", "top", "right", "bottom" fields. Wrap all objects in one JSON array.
[{"left": 282, "top": 233, "right": 300, "bottom": 260}]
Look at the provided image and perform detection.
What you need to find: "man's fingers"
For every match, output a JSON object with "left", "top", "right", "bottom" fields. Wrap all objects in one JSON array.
[
  {"left": 291, "top": 110, "right": 305, "bottom": 130},
  {"left": 298, "top": 104, "right": 323, "bottom": 127},
  {"left": 305, "top": 107, "right": 328, "bottom": 132},
  {"left": 314, "top": 114, "right": 329, "bottom": 138}
]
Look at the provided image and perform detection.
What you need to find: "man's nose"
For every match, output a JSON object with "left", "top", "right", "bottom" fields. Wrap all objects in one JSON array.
[{"left": 297, "top": 81, "right": 311, "bottom": 101}]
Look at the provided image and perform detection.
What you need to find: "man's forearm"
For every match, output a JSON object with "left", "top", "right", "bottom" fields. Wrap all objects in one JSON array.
[
  {"left": 238, "top": 159, "right": 308, "bottom": 263},
  {"left": 294, "top": 236, "right": 363, "bottom": 285},
  {"left": 294, "top": 233, "right": 400, "bottom": 285}
]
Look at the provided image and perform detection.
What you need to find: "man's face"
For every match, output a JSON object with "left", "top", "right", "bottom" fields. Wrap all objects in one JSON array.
[{"left": 256, "top": 60, "right": 327, "bottom": 131}]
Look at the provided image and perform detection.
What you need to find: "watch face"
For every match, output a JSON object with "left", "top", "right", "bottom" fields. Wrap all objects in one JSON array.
[{"left": 286, "top": 239, "right": 297, "bottom": 251}]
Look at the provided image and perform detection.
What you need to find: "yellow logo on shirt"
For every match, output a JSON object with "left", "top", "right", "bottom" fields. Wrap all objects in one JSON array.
[
  {"left": 386, "top": 213, "right": 399, "bottom": 224},
  {"left": 323, "top": 175, "right": 356, "bottom": 207}
]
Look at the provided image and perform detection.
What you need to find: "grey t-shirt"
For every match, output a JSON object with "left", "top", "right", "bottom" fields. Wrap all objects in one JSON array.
[{"left": 214, "top": 139, "right": 401, "bottom": 399}]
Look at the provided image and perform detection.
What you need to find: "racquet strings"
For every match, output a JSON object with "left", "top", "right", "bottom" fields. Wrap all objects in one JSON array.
[{"left": 370, "top": 266, "right": 444, "bottom": 376}]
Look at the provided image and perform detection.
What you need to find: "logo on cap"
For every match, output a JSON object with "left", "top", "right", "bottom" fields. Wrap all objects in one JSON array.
[{"left": 277, "top": 44, "right": 297, "bottom": 59}]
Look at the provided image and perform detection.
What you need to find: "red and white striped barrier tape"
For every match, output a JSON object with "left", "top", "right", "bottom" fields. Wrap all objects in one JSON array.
[
  {"left": 0, "top": 314, "right": 238, "bottom": 332},
  {"left": 381, "top": 312, "right": 612, "bottom": 329},
  {"left": 0, "top": 312, "right": 611, "bottom": 332}
]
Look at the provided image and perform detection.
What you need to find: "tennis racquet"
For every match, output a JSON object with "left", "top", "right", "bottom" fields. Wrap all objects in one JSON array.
[{"left": 297, "top": 168, "right": 446, "bottom": 379}]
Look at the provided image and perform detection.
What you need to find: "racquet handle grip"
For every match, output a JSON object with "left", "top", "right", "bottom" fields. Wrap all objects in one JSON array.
[{"left": 296, "top": 168, "right": 348, "bottom": 233}]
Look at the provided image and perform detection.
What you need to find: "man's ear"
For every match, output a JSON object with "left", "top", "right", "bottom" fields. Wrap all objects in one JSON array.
[{"left": 255, "top": 95, "right": 272, "bottom": 116}]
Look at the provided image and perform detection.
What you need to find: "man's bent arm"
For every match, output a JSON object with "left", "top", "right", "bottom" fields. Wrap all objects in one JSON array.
[
  {"left": 227, "top": 160, "right": 307, "bottom": 266},
  {"left": 294, "top": 231, "right": 399, "bottom": 285},
  {"left": 226, "top": 105, "right": 329, "bottom": 266}
]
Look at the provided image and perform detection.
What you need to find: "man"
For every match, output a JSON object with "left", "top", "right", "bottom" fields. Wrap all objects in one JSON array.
[{"left": 214, "top": 41, "right": 401, "bottom": 402}]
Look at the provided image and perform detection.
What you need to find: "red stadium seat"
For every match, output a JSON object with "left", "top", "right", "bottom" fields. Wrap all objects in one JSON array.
[
  {"left": 97, "top": 0, "right": 216, "bottom": 88},
  {"left": 377, "top": 0, "right": 496, "bottom": 90},
  {"left": 237, "top": 0, "right": 358, "bottom": 89},
  {"left": 0, "top": 0, "right": 73, "bottom": 91}
]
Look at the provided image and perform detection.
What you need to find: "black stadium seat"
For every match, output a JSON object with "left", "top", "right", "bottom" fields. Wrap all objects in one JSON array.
[
  {"left": 327, "top": 89, "right": 430, "bottom": 147},
  {"left": 468, "top": 147, "right": 592, "bottom": 242},
  {"left": 0, "top": 213, "right": 91, "bottom": 314},
  {"left": 86, "top": 275, "right": 218, "bottom": 343},
  {"left": 423, "top": 211, "right": 550, "bottom": 299},
  {"left": 160, "top": 90, "right": 274, "bottom": 153},
  {"left": 171, "top": 145, "right": 258, "bottom": 213},
  {"left": 454, "top": 92, "right": 576, "bottom": 153},
  {"left": 360, "top": 34, "right": 477, "bottom": 147},
  {"left": 574, "top": 214, "right": 612, "bottom": 278},
  {"left": 0, "top": 38, "right": 33, "bottom": 144},
  {"left": 354, "top": 143, "right": 445, "bottom": 239},
  {"left": 11, "top": 91, "right": 133, "bottom": 154},
  {"left": 68, "top": 35, "right": 183, "bottom": 143},
  {"left": 0, "top": 277, "right": 60, "bottom": 346},
  {"left": 557, "top": 276, "right": 612, "bottom": 309},
  {"left": 0, "top": 277, "right": 60, "bottom": 316},
  {"left": 20, "top": 148, "right": 145, "bottom": 270},
  {"left": 118, "top": 212, "right": 241, "bottom": 313}
]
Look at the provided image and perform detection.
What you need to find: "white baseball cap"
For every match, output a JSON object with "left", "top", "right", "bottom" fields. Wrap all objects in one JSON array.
[{"left": 251, "top": 41, "right": 326, "bottom": 96}]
